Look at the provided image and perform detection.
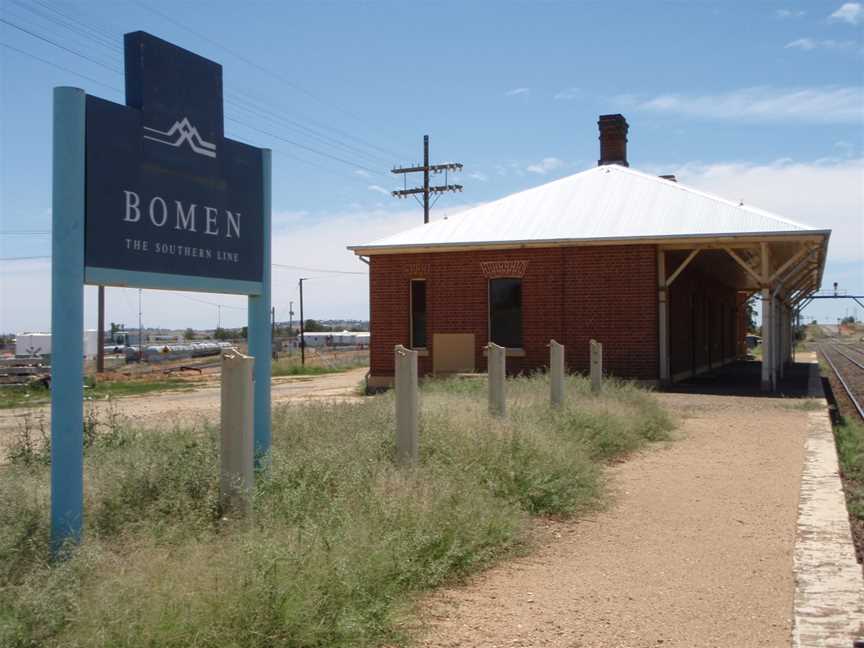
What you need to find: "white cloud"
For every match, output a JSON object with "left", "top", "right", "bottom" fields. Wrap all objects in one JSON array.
[
  {"left": 629, "top": 86, "right": 864, "bottom": 123},
  {"left": 785, "top": 37, "right": 854, "bottom": 50},
  {"left": 353, "top": 169, "right": 371, "bottom": 178},
  {"left": 526, "top": 157, "right": 564, "bottom": 174},
  {"left": 776, "top": 8, "right": 806, "bottom": 18},
  {"left": 469, "top": 171, "right": 488, "bottom": 182},
  {"left": 830, "top": 2, "right": 862, "bottom": 24},
  {"left": 367, "top": 184, "right": 390, "bottom": 196},
  {"left": 670, "top": 158, "right": 864, "bottom": 263},
  {"left": 786, "top": 37, "right": 817, "bottom": 50},
  {"left": 553, "top": 87, "right": 580, "bottom": 100},
  {"left": 505, "top": 87, "right": 530, "bottom": 97}
]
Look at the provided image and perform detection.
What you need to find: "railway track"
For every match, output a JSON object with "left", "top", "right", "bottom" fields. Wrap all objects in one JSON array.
[{"left": 819, "top": 341, "right": 864, "bottom": 421}]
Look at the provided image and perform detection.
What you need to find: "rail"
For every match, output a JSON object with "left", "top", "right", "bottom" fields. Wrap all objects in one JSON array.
[{"left": 820, "top": 343, "right": 864, "bottom": 421}]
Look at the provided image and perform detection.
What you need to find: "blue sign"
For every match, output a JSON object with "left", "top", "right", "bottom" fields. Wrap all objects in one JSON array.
[
  {"left": 50, "top": 31, "right": 272, "bottom": 553},
  {"left": 84, "top": 32, "right": 264, "bottom": 292}
]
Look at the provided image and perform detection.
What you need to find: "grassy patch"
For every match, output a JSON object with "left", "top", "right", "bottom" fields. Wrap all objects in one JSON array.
[
  {"left": 835, "top": 419, "right": 864, "bottom": 522},
  {"left": 271, "top": 353, "right": 368, "bottom": 377},
  {"left": 0, "top": 373, "right": 673, "bottom": 648},
  {"left": 782, "top": 399, "right": 824, "bottom": 412},
  {"left": 0, "top": 378, "right": 191, "bottom": 410}
]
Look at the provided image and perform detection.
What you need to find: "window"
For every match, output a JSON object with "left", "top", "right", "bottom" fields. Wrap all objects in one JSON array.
[
  {"left": 410, "top": 279, "right": 427, "bottom": 348},
  {"left": 489, "top": 278, "right": 522, "bottom": 348}
]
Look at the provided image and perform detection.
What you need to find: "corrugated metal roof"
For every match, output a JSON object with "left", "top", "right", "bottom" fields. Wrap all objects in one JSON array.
[{"left": 349, "top": 165, "right": 828, "bottom": 253}]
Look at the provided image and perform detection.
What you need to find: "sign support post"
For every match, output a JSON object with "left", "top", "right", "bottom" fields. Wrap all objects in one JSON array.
[
  {"left": 51, "top": 86, "right": 86, "bottom": 553},
  {"left": 248, "top": 148, "right": 272, "bottom": 464}
]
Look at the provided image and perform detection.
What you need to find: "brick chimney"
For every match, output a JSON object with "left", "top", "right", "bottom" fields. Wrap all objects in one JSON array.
[{"left": 597, "top": 114, "right": 629, "bottom": 167}]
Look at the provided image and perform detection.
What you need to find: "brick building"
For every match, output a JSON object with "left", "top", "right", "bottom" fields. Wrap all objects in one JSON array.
[{"left": 349, "top": 115, "right": 829, "bottom": 391}]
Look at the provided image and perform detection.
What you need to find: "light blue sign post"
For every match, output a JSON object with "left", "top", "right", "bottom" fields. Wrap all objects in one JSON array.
[
  {"left": 51, "top": 86, "right": 86, "bottom": 552},
  {"left": 249, "top": 149, "right": 272, "bottom": 461},
  {"left": 50, "top": 32, "right": 273, "bottom": 551}
]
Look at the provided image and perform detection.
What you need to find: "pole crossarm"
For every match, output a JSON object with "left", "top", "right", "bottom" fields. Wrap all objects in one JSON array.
[
  {"left": 392, "top": 184, "right": 463, "bottom": 198},
  {"left": 392, "top": 162, "right": 463, "bottom": 174},
  {"left": 391, "top": 135, "right": 462, "bottom": 224}
]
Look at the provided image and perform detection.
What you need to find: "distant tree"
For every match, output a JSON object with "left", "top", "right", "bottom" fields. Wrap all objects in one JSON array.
[
  {"left": 213, "top": 327, "right": 232, "bottom": 341},
  {"left": 810, "top": 319, "right": 818, "bottom": 326},
  {"left": 241, "top": 326, "right": 248, "bottom": 339},
  {"left": 110, "top": 322, "right": 120, "bottom": 335},
  {"left": 745, "top": 296, "right": 758, "bottom": 333},
  {"left": 841, "top": 315, "right": 855, "bottom": 325},
  {"left": 303, "top": 319, "right": 326, "bottom": 332},
  {"left": 184, "top": 327, "right": 196, "bottom": 340}
]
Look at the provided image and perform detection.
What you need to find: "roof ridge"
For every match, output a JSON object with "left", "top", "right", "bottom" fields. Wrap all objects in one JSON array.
[
  {"left": 607, "top": 164, "right": 815, "bottom": 231},
  {"left": 349, "top": 163, "right": 828, "bottom": 252}
]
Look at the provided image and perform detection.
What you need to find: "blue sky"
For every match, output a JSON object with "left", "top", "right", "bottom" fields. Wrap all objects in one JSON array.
[{"left": 1, "top": 0, "right": 863, "bottom": 332}]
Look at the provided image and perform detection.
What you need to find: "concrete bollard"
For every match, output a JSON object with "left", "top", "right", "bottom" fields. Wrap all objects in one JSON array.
[
  {"left": 487, "top": 343, "right": 506, "bottom": 416},
  {"left": 590, "top": 339, "right": 603, "bottom": 394},
  {"left": 220, "top": 348, "right": 255, "bottom": 516},
  {"left": 549, "top": 340, "right": 565, "bottom": 408},
  {"left": 394, "top": 345, "right": 418, "bottom": 464}
]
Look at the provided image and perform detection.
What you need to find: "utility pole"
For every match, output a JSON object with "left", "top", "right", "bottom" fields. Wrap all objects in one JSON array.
[
  {"left": 288, "top": 300, "right": 294, "bottom": 355},
  {"left": 299, "top": 278, "right": 307, "bottom": 366},
  {"left": 392, "top": 134, "right": 463, "bottom": 224},
  {"left": 271, "top": 306, "right": 276, "bottom": 359},
  {"left": 217, "top": 304, "right": 222, "bottom": 331},
  {"left": 97, "top": 285, "right": 105, "bottom": 373}
]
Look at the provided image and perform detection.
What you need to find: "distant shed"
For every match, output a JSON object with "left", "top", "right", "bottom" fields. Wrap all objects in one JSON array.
[{"left": 349, "top": 115, "right": 829, "bottom": 391}]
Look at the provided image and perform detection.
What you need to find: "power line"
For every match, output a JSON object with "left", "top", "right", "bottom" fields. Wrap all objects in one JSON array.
[
  {"left": 134, "top": 1, "right": 407, "bottom": 160},
  {"left": 0, "top": 255, "right": 51, "bottom": 261},
  {"left": 11, "top": 0, "right": 122, "bottom": 55},
  {"left": 225, "top": 117, "right": 383, "bottom": 176},
  {"left": 272, "top": 263, "right": 366, "bottom": 275},
  {"left": 225, "top": 94, "right": 393, "bottom": 169},
  {"left": 0, "top": 17, "right": 122, "bottom": 74},
  {"left": 2, "top": 16, "right": 396, "bottom": 184},
  {"left": 0, "top": 41, "right": 121, "bottom": 92},
  {"left": 5, "top": 4, "right": 408, "bottom": 170},
  {"left": 2, "top": 40, "right": 386, "bottom": 187}
]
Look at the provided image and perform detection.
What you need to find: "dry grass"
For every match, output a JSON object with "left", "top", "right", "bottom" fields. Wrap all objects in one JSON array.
[{"left": 0, "top": 373, "right": 672, "bottom": 647}]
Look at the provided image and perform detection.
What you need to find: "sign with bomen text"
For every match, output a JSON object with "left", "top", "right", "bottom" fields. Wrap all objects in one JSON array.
[
  {"left": 84, "top": 31, "right": 264, "bottom": 293},
  {"left": 50, "top": 30, "right": 272, "bottom": 551}
]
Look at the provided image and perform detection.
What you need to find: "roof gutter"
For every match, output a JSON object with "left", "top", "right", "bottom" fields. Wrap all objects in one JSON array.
[{"left": 347, "top": 229, "right": 832, "bottom": 256}]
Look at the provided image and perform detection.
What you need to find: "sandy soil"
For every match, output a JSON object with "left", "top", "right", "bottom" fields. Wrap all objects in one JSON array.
[
  {"left": 416, "top": 392, "right": 810, "bottom": 648},
  {"left": 0, "top": 367, "right": 367, "bottom": 455}
]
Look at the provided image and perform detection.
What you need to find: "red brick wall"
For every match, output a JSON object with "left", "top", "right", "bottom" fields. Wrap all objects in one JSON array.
[{"left": 369, "top": 244, "right": 659, "bottom": 380}]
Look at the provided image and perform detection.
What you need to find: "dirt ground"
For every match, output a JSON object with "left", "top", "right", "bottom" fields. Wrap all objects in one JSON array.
[
  {"left": 416, "top": 392, "right": 812, "bottom": 648},
  {"left": 0, "top": 367, "right": 367, "bottom": 455}
]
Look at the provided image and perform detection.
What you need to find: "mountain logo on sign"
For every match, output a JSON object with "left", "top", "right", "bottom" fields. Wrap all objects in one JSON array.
[{"left": 142, "top": 117, "right": 217, "bottom": 158}]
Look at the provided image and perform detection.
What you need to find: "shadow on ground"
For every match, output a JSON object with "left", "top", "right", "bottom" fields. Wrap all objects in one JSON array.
[{"left": 663, "top": 360, "right": 824, "bottom": 399}]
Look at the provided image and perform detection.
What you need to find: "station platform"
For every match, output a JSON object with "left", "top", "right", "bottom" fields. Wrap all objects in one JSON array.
[{"left": 664, "top": 359, "right": 824, "bottom": 398}]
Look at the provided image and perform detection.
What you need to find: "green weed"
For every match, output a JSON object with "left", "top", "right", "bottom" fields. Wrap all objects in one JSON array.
[{"left": 0, "top": 372, "right": 673, "bottom": 648}]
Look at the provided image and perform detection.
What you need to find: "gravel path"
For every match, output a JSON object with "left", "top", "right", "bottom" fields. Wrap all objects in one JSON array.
[{"left": 417, "top": 392, "right": 811, "bottom": 647}]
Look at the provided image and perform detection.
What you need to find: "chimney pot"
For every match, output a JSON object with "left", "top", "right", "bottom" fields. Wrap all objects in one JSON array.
[
  {"left": 659, "top": 174, "right": 677, "bottom": 182},
  {"left": 598, "top": 114, "right": 629, "bottom": 167}
]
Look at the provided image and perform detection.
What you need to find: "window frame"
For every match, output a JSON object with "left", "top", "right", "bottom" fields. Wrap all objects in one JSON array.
[
  {"left": 409, "top": 278, "right": 427, "bottom": 350},
  {"left": 487, "top": 276, "right": 524, "bottom": 350}
]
